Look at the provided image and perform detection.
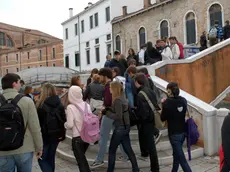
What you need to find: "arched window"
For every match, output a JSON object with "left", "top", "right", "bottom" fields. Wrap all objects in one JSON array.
[
  {"left": 185, "top": 12, "right": 196, "bottom": 44},
  {"left": 115, "top": 35, "right": 121, "bottom": 52},
  {"left": 0, "top": 32, "right": 5, "bottom": 46},
  {"left": 209, "top": 4, "right": 223, "bottom": 27},
  {"left": 6, "top": 36, "right": 13, "bottom": 47},
  {"left": 160, "top": 20, "right": 169, "bottom": 39},
  {"left": 139, "top": 27, "right": 146, "bottom": 48}
]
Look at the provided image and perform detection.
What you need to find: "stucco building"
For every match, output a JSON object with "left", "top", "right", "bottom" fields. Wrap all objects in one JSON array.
[
  {"left": 111, "top": 0, "right": 230, "bottom": 55},
  {"left": 0, "top": 22, "right": 63, "bottom": 76}
]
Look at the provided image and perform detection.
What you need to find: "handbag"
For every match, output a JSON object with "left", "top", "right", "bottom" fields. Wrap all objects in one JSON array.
[{"left": 139, "top": 91, "right": 165, "bottom": 129}]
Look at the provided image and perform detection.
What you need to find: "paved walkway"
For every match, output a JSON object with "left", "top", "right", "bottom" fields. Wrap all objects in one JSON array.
[{"left": 32, "top": 156, "right": 219, "bottom": 172}]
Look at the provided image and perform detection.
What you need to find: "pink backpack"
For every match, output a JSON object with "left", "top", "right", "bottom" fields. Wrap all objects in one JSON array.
[{"left": 75, "top": 103, "right": 100, "bottom": 144}]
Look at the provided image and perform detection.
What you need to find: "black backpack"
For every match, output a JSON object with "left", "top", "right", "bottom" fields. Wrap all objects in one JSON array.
[
  {"left": 0, "top": 94, "right": 25, "bottom": 151},
  {"left": 42, "top": 104, "right": 66, "bottom": 141}
]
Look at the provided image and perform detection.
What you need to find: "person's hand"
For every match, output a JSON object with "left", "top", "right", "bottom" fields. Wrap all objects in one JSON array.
[
  {"left": 36, "top": 151, "right": 43, "bottom": 160},
  {"left": 161, "top": 98, "right": 167, "bottom": 103},
  {"left": 98, "top": 111, "right": 102, "bottom": 119}
]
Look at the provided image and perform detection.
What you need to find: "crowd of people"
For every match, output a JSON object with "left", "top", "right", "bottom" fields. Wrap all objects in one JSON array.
[{"left": 0, "top": 52, "right": 194, "bottom": 172}]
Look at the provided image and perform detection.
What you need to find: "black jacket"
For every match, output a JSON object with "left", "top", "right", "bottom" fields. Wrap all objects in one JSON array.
[
  {"left": 135, "top": 86, "right": 159, "bottom": 124},
  {"left": 161, "top": 96, "right": 187, "bottom": 136},
  {"left": 224, "top": 25, "right": 230, "bottom": 40},
  {"left": 83, "top": 81, "right": 104, "bottom": 101},
  {"left": 221, "top": 114, "right": 230, "bottom": 171},
  {"left": 37, "top": 95, "right": 66, "bottom": 142},
  {"left": 109, "top": 58, "right": 127, "bottom": 76}
]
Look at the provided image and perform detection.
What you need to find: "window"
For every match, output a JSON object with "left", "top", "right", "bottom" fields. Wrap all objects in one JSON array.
[
  {"left": 40, "top": 65, "right": 42, "bottom": 67},
  {"left": 94, "top": 13, "right": 98, "bottom": 27},
  {"left": 185, "top": 12, "right": 196, "bottom": 44},
  {"left": 105, "top": 7, "right": 110, "bottom": 22},
  {"left": 75, "top": 23, "right": 78, "bottom": 36},
  {"left": 0, "top": 32, "right": 5, "bottom": 46},
  {"left": 139, "top": 27, "right": 146, "bottom": 48},
  {"left": 86, "top": 42, "right": 90, "bottom": 47},
  {"left": 95, "top": 38, "right": 99, "bottom": 44},
  {"left": 75, "top": 53, "right": 80, "bottom": 67},
  {"left": 106, "top": 34, "right": 111, "bottom": 41},
  {"left": 28, "top": 66, "right": 30, "bottom": 69},
  {"left": 115, "top": 35, "right": 121, "bottom": 52},
  {"left": 52, "top": 48, "right": 56, "bottom": 58},
  {"left": 16, "top": 54, "right": 18, "bottom": 62},
  {"left": 6, "top": 56, "right": 8, "bottom": 63},
  {"left": 86, "top": 50, "right": 90, "bottom": 65},
  {"left": 95, "top": 47, "right": 100, "bottom": 63},
  {"left": 16, "top": 68, "right": 19, "bottom": 72},
  {"left": 6, "top": 36, "right": 13, "bottom": 47},
  {"left": 209, "top": 4, "right": 223, "bottom": 27},
  {"left": 6, "top": 69, "right": 8, "bottom": 74},
  {"left": 81, "top": 20, "right": 85, "bottom": 33},
  {"left": 107, "top": 44, "right": 111, "bottom": 55},
  {"left": 90, "top": 16, "right": 93, "bottom": 29},
  {"left": 27, "top": 52, "right": 30, "bottom": 59},
  {"left": 160, "top": 20, "right": 169, "bottom": 39},
  {"left": 39, "top": 50, "right": 42, "bottom": 60},
  {"left": 65, "top": 55, "right": 69, "bottom": 68},
  {"left": 65, "top": 28, "right": 68, "bottom": 39},
  {"left": 52, "top": 63, "right": 56, "bottom": 67}
]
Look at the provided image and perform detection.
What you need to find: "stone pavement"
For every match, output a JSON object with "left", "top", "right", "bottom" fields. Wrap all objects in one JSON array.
[{"left": 32, "top": 156, "right": 219, "bottom": 172}]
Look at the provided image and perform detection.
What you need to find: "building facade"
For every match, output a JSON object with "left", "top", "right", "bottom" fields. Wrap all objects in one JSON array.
[
  {"left": 112, "top": 0, "right": 230, "bottom": 55},
  {"left": 62, "top": 0, "right": 112, "bottom": 71},
  {"left": 0, "top": 22, "right": 63, "bottom": 76}
]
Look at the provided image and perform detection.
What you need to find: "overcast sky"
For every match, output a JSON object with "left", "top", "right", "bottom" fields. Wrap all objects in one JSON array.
[{"left": 0, "top": 0, "right": 99, "bottom": 39}]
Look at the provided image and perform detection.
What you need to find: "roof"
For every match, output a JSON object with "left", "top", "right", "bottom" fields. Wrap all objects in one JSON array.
[
  {"left": 0, "top": 22, "right": 61, "bottom": 41},
  {"left": 111, "top": 0, "right": 174, "bottom": 24},
  {"left": 61, "top": 0, "right": 107, "bottom": 25}
]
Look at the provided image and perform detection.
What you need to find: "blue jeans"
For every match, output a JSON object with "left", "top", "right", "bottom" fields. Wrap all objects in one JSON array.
[
  {"left": 38, "top": 141, "right": 59, "bottom": 172},
  {"left": 169, "top": 133, "right": 192, "bottom": 172},
  {"left": 0, "top": 152, "right": 33, "bottom": 172},
  {"left": 107, "top": 126, "right": 139, "bottom": 172},
  {"left": 96, "top": 115, "right": 127, "bottom": 162}
]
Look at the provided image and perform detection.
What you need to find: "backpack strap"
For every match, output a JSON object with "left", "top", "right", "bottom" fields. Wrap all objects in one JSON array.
[
  {"left": 0, "top": 94, "right": 6, "bottom": 106},
  {"left": 11, "top": 94, "right": 24, "bottom": 106}
]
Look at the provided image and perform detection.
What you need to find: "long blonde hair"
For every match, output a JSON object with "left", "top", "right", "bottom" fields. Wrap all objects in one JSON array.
[
  {"left": 36, "top": 83, "right": 57, "bottom": 108},
  {"left": 110, "top": 81, "right": 123, "bottom": 102}
]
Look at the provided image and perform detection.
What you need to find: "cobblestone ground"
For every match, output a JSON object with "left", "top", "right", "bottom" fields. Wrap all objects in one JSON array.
[{"left": 32, "top": 156, "right": 219, "bottom": 172}]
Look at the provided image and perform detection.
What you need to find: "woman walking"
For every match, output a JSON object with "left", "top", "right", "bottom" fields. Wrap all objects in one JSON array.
[
  {"left": 65, "top": 86, "right": 92, "bottom": 172},
  {"left": 102, "top": 81, "right": 139, "bottom": 172},
  {"left": 36, "top": 83, "right": 66, "bottom": 172}
]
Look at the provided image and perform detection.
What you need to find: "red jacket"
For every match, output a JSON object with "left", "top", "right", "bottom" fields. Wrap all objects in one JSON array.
[{"left": 177, "top": 42, "right": 184, "bottom": 59}]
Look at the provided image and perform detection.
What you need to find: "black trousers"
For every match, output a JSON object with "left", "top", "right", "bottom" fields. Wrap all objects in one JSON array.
[
  {"left": 138, "top": 123, "right": 159, "bottom": 172},
  {"left": 72, "top": 137, "right": 90, "bottom": 172}
]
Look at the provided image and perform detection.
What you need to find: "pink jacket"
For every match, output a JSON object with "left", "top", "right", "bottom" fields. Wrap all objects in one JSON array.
[{"left": 64, "top": 86, "right": 92, "bottom": 138}]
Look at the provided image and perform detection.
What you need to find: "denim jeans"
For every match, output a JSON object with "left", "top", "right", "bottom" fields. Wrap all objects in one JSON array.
[
  {"left": 72, "top": 137, "right": 90, "bottom": 172},
  {"left": 96, "top": 115, "right": 127, "bottom": 162},
  {"left": 38, "top": 141, "right": 59, "bottom": 172},
  {"left": 169, "top": 133, "right": 192, "bottom": 172},
  {"left": 107, "top": 126, "right": 139, "bottom": 172},
  {"left": 0, "top": 152, "right": 33, "bottom": 172}
]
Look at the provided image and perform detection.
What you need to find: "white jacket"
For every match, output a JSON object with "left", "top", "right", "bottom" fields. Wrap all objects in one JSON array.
[
  {"left": 171, "top": 44, "right": 180, "bottom": 60},
  {"left": 161, "top": 47, "right": 173, "bottom": 60}
]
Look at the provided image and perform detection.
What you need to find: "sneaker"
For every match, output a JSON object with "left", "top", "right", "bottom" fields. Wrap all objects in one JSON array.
[
  {"left": 118, "top": 155, "right": 129, "bottom": 161},
  {"left": 155, "top": 132, "right": 162, "bottom": 145},
  {"left": 90, "top": 161, "right": 104, "bottom": 169},
  {"left": 137, "top": 155, "right": 149, "bottom": 161}
]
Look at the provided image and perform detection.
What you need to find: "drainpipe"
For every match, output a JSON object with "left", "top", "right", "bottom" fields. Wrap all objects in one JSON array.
[
  {"left": 0, "top": 54, "right": 2, "bottom": 76},
  {"left": 78, "top": 16, "right": 81, "bottom": 72}
]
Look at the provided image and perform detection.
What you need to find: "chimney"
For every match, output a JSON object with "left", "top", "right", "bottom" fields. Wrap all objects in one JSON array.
[
  {"left": 88, "top": 2, "right": 93, "bottom": 7},
  {"left": 144, "top": 0, "right": 151, "bottom": 8},
  {"left": 122, "top": 6, "right": 127, "bottom": 16},
  {"left": 69, "top": 8, "right": 73, "bottom": 18}
]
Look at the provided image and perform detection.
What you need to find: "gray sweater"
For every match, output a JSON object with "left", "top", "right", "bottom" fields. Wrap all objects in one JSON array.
[{"left": 106, "top": 94, "right": 130, "bottom": 127}]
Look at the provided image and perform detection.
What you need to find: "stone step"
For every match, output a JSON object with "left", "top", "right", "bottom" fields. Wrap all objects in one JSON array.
[{"left": 56, "top": 140, "right": 204, "bottom": 169}]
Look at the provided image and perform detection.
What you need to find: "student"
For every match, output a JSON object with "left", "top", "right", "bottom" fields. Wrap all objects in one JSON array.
[
  {"left": 87, "top": 68, "right": 99, "bottom": 87},
  {"left": 161, "top": 82, "right": 192, "bottom": 172},
  {"left": 103, "top": 81, "right": 139, "bottom": 172},
  {"left": 0, "top": 73, "right": 43, "bottom": 172},
  {"left": 65, "top": 86, "right": 92, "bottom": 172},
  {"left": 36, "top": 83, "right": 66, "bottom": 172}
]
